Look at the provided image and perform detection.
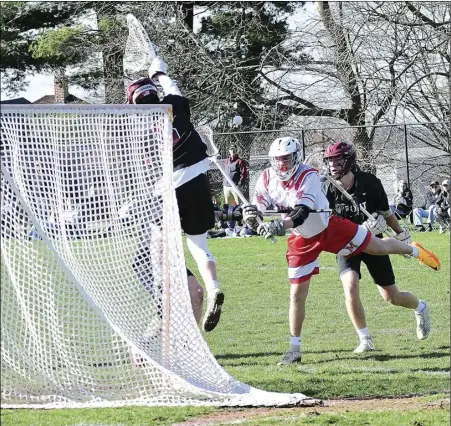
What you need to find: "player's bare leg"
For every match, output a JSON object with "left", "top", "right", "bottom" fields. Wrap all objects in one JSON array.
[
  {"left": 186, "top": 233, "right": 224, "bottom": 332},
  {"left": 340, "top": 270, "right": 375, "bottom": 353},
  {"left": 378, "top": 285, "right": 430, "bottom": 340},
  {"left": 364, "top": 235, "right": 440, "bottom": 271},
  {"left": 279, "top": 280, "right": 310, "bottom": 365},
  {"left": 187, "top": 275, "right": 204, "bottom": 325}
]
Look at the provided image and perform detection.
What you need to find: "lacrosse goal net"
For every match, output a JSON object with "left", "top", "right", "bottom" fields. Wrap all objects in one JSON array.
[{"left": 1, "top": 104, "right": 314, "bottom": 408}]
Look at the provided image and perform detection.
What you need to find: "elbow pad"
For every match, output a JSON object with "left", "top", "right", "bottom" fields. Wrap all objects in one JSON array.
[{"left": 288, "top": 205, "right": 311, "bottom": 228}]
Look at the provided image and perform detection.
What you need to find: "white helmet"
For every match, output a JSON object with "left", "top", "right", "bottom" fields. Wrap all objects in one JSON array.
[{"left": 268, "top": 137, "right": 302, "bottom": 181}]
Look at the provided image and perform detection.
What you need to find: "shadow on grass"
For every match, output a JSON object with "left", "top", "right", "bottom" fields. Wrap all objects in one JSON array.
[
  {"left": 216, "top": 349, "right": 352, "bottom": 361},
  {"left": 215, "top": 352, "right": 281, "bottom": 360},
  {"left": 371, "top": 351, "right": 449, "bottom": 362},
  {"left": 304, "top": 350, "right": 449, "bottom": 365}
]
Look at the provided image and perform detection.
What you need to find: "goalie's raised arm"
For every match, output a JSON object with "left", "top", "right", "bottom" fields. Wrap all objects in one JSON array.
[{"left": 148, "top": 57, "right": 182, "bottom": 97}]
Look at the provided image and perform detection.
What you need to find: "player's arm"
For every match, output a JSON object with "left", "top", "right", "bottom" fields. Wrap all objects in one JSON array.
[
  {"left": 148, "top": 58, "right": 182, "bottom": 96},
  {"left": 242, "top": 171, "right": 270, "bottom": 230}
]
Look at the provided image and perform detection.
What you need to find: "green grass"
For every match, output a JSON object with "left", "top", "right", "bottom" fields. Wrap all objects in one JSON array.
[
  {"left": 2, "top": 232, "right": 450, "bottom": 425},
  {"left": 200, "top": 232, "right": 450, "bottom": 399}
]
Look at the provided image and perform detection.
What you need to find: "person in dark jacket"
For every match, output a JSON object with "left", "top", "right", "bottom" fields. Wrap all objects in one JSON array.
[{"left": 223, "top": 144, "right": 248, "bottom": 206}]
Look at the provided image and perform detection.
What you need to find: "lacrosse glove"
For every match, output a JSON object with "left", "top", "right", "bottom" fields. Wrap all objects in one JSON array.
[
  {"left": 362, "top": 214, "right": 387, "bottom": 235},
  {"left": 242, "top": 204, "right": 263, "bottom": 230},
  {"left": 394, "top": 228, "right": 411, "bottom": 244},
  {"left": 257, "top": 220, "right": 285, "bottom": 240},
  {"left": 148, "top": 57, "right": 168, "bottom": 79}
]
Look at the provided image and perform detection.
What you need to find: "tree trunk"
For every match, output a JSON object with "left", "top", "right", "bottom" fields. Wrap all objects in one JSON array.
[{"left": 95, "top": 3, "right": 125, "bottom": 104}]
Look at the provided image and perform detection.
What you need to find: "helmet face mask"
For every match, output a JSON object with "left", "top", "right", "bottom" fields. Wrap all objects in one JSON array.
[
  {"left": 323, "top": 141, "right": 357, "bottom": 180},
  {"left": 268, "top": 137, "right": 301, "bottom": 181}
]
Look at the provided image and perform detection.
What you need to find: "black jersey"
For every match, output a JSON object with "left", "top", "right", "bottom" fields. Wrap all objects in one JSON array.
[
  {"left": 324, "top": 171, "right": 390, "bottom": 225},
  {"left": 162, "top": 94, "right": 208, "bottom": 171}
]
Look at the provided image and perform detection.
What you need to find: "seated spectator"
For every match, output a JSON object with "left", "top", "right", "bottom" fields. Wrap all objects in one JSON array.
[
  {"left": 390, "top": 179, "right": 413, "bottom": 222},
  {"left": 435, "top": 179, "right": 450, "bottom": 234},
  {"left": 413, "top": 180, "right": 441, "bottom": 232},
  {"left": 208, "top": 203, "right": 257, "bottom": 238}
]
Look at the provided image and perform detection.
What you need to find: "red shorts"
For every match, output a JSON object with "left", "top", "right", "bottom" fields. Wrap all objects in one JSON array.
[{"left": 286, "top": 216, "right": 371, "bottom": 284}]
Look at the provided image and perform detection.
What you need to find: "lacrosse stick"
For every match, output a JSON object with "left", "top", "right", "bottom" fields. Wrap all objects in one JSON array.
[
  {"left": 196, "top": 125, "right": 277, "bottom": 243},
  {"left": 123, "top": 14, "right": 158, "bottom": 77},
  {"left": 303, "top": 149, "right": 415, "bottom": 262}
]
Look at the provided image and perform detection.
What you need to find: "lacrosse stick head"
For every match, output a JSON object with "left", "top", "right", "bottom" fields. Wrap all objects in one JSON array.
[
  {"left": 323, "top": 141, "right": 357, "bottom": 180},
  {"left": 196, "top": 126, "right": 217, "bottom": 157},
  {"left": 124, "top": 14, "right": 157, "bottom": 78}
]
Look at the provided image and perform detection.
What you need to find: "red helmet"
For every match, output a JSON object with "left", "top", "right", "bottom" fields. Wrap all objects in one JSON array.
[
  {"left": 323, "top": 141, "right": 357, "bottom": 179},
  {"left": 126, "top": 77, "right": 159, "bottom": 104}
]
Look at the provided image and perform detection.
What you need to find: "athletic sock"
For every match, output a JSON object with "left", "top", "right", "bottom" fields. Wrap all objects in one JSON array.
[
  {"left": 289, "top": 336, "right": 301, "bottom": 352},
  {"left": 410, "top": 246, "right": 419, "bottom": 258},
  {"left": 415, "top": 301, "right": 426, "bottom": 314},
  {"left": 205, "top": 280, "right": 220, "bottom": 293},
  {"left": 357, "top": 327, "right": 370, "bottom": 340}
]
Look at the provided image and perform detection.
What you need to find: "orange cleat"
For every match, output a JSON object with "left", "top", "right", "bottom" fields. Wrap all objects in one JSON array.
[{"left": 411, "top": 242, "right": 440, "bottom": 271}]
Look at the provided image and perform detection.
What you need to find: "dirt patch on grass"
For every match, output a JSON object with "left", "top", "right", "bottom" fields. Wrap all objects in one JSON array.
[{"left": 172, "top": 395, "right": 450, "bottom": 425}]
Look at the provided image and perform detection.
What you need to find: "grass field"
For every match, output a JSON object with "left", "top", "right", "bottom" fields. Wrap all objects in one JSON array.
[{"left": 2, "top": 232, "right": 450, "bottom": 425}]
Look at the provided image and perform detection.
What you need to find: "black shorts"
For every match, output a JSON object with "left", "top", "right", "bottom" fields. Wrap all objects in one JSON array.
[
  {"left": 337, "top": 252, "right": 395, "bottom": 287},
  {"left": 176, "top": 173, "right": 215, "bottom": 235}
]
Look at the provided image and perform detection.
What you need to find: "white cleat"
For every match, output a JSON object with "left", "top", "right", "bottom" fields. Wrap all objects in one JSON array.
[
  {"left": 354, "top": 336, "right": 375, "bottom": 353},
  {"left": 278, "top": 350, "right": 302, "bottom": 365},
  {"left": 415, "top": 303, "right": 431, "bottom": 340}
]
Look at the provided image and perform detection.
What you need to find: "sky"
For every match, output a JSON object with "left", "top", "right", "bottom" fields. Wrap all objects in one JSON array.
[{"left": 0, "top": 73, "right": 88, "bottom": 103}]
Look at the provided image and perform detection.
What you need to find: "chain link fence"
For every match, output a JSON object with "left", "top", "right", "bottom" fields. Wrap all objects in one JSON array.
[{"left": 208, "top": 122, "right": 450, "bottom": 209}]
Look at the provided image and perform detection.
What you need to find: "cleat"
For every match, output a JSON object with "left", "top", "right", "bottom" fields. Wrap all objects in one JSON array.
[
  {"left": 353, "top": 336, "right": 375, "bottom": 353},
  {"left": 278, "top": 350, "right": 302, "bottom": 365},
  {"left": 203, "top": 289, "right": 224, "bottom": 332},
  {"left": 415, "top": 303, "right": 431, "bottom": 340},
  {"left": 411, "top": 242, "right": 440, "bottom": 271}
]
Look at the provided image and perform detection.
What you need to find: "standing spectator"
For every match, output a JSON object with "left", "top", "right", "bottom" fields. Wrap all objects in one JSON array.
[
  {"left": 390, "top": 180, "right": 413, "bottom": 221},
  {"left": 223, "top": 144, "right": 248, "bottom": 206},
  {"left": 413, "top": 181, "right": 441, "bottom": 232},
  {"left": 435, "top": 179, "right": 450, "bottom": 234}
]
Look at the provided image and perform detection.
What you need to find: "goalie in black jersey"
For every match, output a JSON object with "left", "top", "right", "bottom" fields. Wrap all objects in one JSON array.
[
  {"left": 127, "top": 58, "right": 233, "bottom": 333},
  {"left": 323, "top": 141, "right": 432, "bottom": 353}
]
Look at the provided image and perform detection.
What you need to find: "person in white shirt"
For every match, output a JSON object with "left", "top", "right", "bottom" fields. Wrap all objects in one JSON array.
[{"left": 242, "top": 137, "right": 441, "bottom": 365}]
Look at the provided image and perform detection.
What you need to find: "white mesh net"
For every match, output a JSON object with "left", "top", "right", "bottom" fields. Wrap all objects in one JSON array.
[{"left": 1, "top": 105, "right": 315, "bottom": 408}]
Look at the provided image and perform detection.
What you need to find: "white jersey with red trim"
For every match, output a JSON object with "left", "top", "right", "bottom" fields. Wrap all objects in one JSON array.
[{"left": 252, "top": 164, "right": 330, "bottom": 238}]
